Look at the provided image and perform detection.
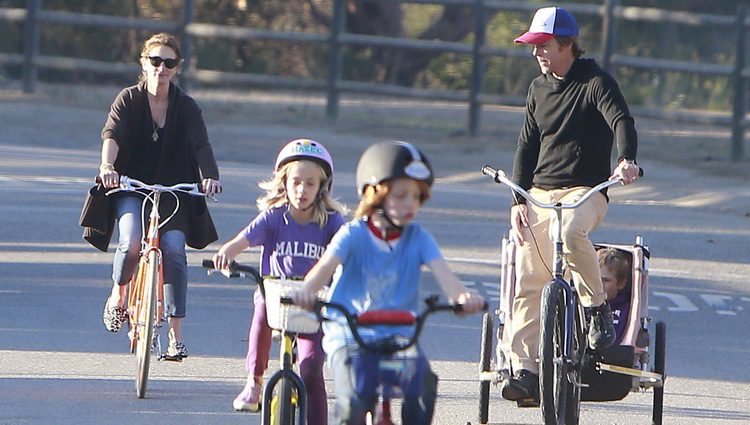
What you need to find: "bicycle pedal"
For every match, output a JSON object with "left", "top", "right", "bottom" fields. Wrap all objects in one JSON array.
[{"left": 516, "top": 397, "right": 540, "bottom": 408}]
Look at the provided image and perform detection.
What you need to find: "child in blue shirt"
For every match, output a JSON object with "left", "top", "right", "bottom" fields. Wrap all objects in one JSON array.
[{"left": 293, "top": 141, "right": 485, "bottom": 425}]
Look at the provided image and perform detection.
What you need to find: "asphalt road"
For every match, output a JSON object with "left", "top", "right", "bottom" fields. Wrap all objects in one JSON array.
[{"left": 1, "top": 139, "right": 749, "bottom": 425}]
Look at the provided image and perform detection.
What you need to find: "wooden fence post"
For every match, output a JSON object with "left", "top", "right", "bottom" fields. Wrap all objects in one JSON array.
[
  {"left": 600, "top": 0, "right": 618, "bottom": 72},
  {"left": 326, "top": 0, "right": 345, "bottom": 121},
  {"left": 468, "top": 0, "right": 486, "bottom": 137},
  {"left": 22, "top": 0, "right": 42, "bottom": 93},
  {"left": 731, "top": 4, "right": 747, "bottom": 162},
  {"left": 179, "top": 0, "right": 195, "bottom": 90}
]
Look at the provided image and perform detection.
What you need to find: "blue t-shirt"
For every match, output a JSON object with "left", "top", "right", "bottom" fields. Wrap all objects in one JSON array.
[
  {"left": 322, "top": 219, "right": 442, "bottom": 355},
  {"left": 242, "top": 207, "right": 344, "bottom": 278}
]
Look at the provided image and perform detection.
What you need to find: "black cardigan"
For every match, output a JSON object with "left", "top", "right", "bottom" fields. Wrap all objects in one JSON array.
[{"left": 79, "top": 82, "right": 219, "bottom": 251}]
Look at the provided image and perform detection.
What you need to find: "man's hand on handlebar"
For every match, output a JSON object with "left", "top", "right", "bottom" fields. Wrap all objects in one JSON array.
[{"left": 612, "top": 159, "right": 640, "bottom": 185}]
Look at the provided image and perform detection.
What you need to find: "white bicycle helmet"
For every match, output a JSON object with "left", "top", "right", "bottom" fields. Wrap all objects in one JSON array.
[{"left": 275, "top": 139, "right": 334, "bottom": 187}]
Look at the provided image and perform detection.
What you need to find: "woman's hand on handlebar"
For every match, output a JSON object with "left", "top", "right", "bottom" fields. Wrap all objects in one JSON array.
[
  {"left": 98, "top": 164, "right": 119, "bottom": 189},
  {"left": 510, "top": 204, "right": 529, "bottom": 245},
  {"left": 202, "top": 178, "right": 222, "bottom": 197},
  {"left": 455, "top": 291, "right": 486, "bottom": 315}
]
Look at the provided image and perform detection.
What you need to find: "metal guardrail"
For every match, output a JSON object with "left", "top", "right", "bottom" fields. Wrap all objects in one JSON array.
[{"left": 0, "top": 0, "right": 747, "bottom": 160}]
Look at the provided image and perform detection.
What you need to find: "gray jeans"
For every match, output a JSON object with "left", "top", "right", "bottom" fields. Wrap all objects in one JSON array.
[{"left": 112, "top": 195, "right": 188, "bottom": 317}]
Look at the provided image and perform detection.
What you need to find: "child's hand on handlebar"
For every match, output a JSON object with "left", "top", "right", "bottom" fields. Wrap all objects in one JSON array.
[
  {"left": 291, "top": 286, "right": 318, "bottom": 311},
  {"left": 455, "top": 292, "right": 486, "bottom": 315},
  {"left": 211, "top": 250, "right": 234, "bottom": 273}
]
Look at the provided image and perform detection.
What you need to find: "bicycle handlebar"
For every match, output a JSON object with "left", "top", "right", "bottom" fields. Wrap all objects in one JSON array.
[
  {"left": 279, "top": 295, "right": 485, "bottom": 354},
  {"left": 105, "top": 176, "right": 207, "bottom": 197},
  {"left": 201, "top": 259, "right": 263, "bottom": 284},
  {"left": 481, "top": 166, "right": 622, "bottom": 210}
]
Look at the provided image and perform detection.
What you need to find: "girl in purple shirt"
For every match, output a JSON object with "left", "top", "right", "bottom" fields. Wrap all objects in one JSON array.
[{"left": 212, "top": 139, "right": 346, "bottom": 424}]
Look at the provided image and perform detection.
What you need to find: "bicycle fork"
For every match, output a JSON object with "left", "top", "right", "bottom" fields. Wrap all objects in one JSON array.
[{"left": 262, "top": 333, "right": 307, "bottom": 425}]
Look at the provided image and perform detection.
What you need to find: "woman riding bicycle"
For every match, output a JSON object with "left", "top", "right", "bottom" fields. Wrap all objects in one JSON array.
[
  {"left": 212, "top": 139, "right": 346, "bottom": 425},
  {"left": 81, "top": 33, "right": 222, "bottom": 360},
  {"left": 292, "top": 141, "right": 485, "bottom": 425}
]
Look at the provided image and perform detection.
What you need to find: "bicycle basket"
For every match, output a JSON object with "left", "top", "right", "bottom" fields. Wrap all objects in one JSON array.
[{"left": 263, "top": 278, "right": 325, "bottom": 334}]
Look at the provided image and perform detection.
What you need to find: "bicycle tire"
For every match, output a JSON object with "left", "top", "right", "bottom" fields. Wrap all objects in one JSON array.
[
  {"left": 277, "top": 376, "right": 296, "bottom": 425},
  {"left": 652, "top": 321, "right": 667, "bottom": 425},
  {"left": 539, "top": 281, "right": 568, "bottom": 425},
  {"left": 135, "top": 250, "right": 158, "bottom": 399},
  {"left": 563, "top": 303, "right": 585, "bottom": 425},
  {"left": 478, "top": 312, "right": 494, "bottom": 425}
]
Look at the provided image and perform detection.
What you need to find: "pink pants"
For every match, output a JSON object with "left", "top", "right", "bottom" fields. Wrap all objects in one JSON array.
[{"left": 246, "top": 288, "right": 328, "bottom": 425}]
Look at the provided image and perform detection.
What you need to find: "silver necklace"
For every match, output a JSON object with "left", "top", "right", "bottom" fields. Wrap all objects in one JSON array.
[{"left": 151, "top": 119, "right": 159, "bottom": 142}]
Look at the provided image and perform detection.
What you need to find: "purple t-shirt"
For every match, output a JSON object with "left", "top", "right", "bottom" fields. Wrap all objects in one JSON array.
[{"left": 242, "top": 207, "right": 345, "bottom": 278}]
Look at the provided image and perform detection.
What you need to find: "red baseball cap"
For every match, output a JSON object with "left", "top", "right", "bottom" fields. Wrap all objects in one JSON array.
[{"left": 514, "top": 7, "right": 579, "bottom": 44}]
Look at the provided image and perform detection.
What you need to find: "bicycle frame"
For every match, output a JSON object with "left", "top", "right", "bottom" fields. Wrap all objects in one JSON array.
[
  {"left": 261, "top": 329, "right": 308, "bottom": 425},
  {"left": 127, "top": 191, "right": 168, "bottom": 353}
]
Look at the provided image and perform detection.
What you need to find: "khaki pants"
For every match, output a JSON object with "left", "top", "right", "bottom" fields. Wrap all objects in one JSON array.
[{"left": 510, "top": 187, "right": 608, "bottom": 374}]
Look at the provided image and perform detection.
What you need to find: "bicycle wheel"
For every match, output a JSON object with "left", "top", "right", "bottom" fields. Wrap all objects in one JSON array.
[
  {"left": 652, "top": 321, "right": 667, "bottom": 425},
  {"left": 539, "top": 281, "right": 569, "bottom": 425},
  {"left": 135, "top": 250, "right": 158, "bottom": 399},
  {"left": 274, "top": 377, "right": 296, "bottom": 425},
  {"left": 478, "top": 312, "right": 494, "bottom": 425}
]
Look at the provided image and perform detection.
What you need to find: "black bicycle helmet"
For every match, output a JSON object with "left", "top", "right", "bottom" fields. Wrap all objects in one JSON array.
[{"left": 355, "top": 141, "right": 434, "bottom": 196}]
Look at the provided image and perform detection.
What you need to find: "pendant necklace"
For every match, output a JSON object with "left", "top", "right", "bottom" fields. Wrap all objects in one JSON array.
[{"left": 151, "top": 119, "right": 159, "bottom": 142}]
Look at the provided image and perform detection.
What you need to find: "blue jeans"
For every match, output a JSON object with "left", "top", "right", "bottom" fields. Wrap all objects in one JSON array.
[
  {"left": 328, "top": 346, "right": 438, "bottom": 425},
  {"left": 112, "top": 195, "right": 188, "bottom": 317}
]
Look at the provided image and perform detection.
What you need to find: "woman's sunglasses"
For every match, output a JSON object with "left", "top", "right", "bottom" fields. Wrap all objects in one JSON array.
[{"left": 146, "top": 56, "right": 180, "bottom": 69}]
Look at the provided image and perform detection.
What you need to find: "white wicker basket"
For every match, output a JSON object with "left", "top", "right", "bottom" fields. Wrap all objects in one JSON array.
[{"left": 263, "top": 278, "right": 324, "bottom": 334}]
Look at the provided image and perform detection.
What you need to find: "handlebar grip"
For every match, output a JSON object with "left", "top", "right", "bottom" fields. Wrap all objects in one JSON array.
[
  {"left": 480, "top": 165, "right": 497, "bottom": 178},
  {"left": 202, "top": 259, "right": 215, "bottom": 269}
]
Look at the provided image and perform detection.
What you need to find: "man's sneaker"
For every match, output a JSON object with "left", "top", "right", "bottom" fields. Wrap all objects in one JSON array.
[
  {"left": 501, "top": 369, "right": 539, "bottom": 402},
  {"left": 588, "top": 302, "right": 616, "bottom": 350},
  {"left": 102, "top": 297, "right": 127, "bottom": 333},
  {"left": 233, "top": 377, "right": 263, "bottom": 412},
  {"left": 164, "top": 341, "right": 188, "bottom": 361}
]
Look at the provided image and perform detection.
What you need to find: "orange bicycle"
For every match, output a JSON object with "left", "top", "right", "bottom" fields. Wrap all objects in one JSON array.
[{"left": 105, "top": 175, "right": 211, "bottom": 398}]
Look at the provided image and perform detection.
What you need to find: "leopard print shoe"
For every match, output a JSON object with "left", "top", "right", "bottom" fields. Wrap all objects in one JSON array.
[{"left": 102, "top": 297, "right": 127, "bottom": 333}]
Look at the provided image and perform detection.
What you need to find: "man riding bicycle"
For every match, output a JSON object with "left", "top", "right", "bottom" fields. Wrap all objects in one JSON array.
[{"left": 501, "top": 6, "right": 641, "bottom": 402}]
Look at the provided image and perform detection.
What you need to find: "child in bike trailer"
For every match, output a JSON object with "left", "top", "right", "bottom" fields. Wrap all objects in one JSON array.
[
  {"left": 292, "top": 141, "right": 486, "bottom": 425},
  {"left": 212, "top": 139, "right": 346, "bottom": 425},
  {"left": 598, "top": 247, "right": 632, "bottom": 346}
]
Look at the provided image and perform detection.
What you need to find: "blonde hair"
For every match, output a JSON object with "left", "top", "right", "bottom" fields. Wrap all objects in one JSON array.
[
  {"left": 257, "top": 160, "right": 347, "bottom": 227},
  {"left": 354, "top": 179, "right": 431, "bottom": 219}
]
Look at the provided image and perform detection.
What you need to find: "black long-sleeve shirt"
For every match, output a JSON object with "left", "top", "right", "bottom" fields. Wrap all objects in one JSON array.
[{"left": 512, "top": 58, "right": 638, "bottom": 200}]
